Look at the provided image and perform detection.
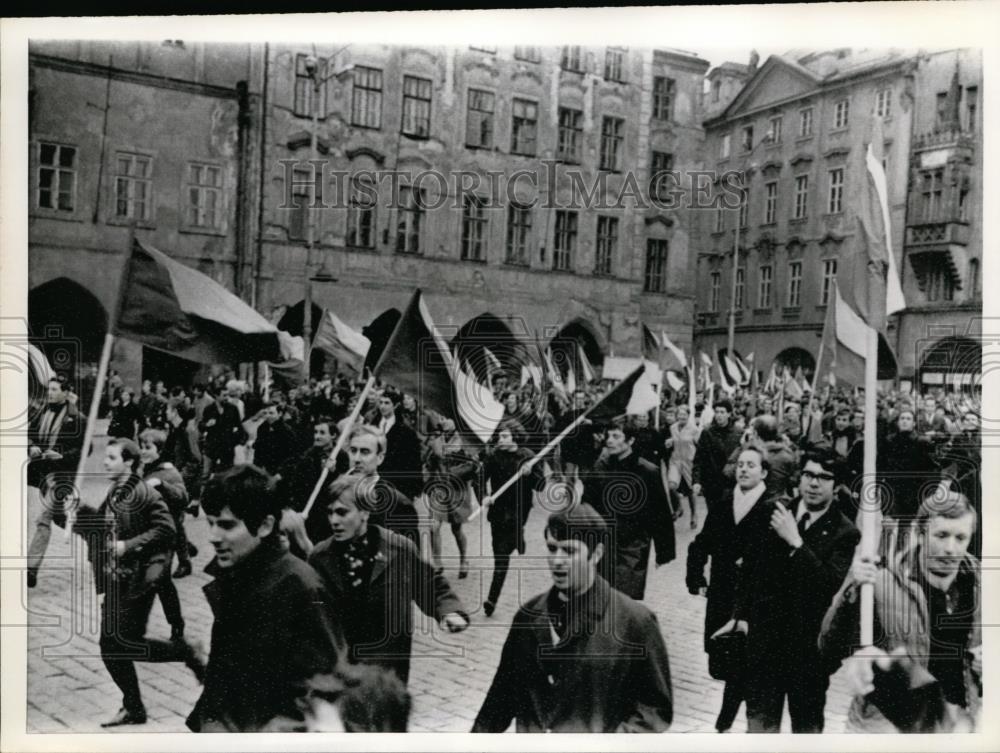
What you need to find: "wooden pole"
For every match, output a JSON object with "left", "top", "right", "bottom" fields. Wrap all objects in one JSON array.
[
  {"left": 859, "top": 283, "right": 881, "bottom": 647},
  {"left": 301, "top": 372, "right": 375, "bottom": 518}
]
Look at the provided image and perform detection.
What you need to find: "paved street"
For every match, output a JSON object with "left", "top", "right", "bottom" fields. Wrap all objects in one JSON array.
[{"left": 24, "top": 426, "right": 855, "bottom": 734}]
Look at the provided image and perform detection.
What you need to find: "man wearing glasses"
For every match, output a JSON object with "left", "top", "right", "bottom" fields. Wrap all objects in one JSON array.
[{"left": 732, "top": 448, "right": 860, "bottom": 732}]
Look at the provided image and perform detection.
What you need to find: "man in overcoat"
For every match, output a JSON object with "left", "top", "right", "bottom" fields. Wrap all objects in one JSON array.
[
  {"left": 692, "top": 398, "right": 742, "bottom": 513},
  {"left": 309, "top": 473, "right": 468, "bottom": 685},
  {"left": 472, "top": 504, "right": 673, "bottom": 733},
  {"left": 187, "top": 465, "right": 342, "bottom": 732}
]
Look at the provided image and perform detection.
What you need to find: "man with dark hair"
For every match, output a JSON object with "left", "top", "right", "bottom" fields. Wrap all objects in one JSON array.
[
  {"left": 252, "top": 401, "right": 299, "bottom": 476},
  {"left": 878, "top": 407, "right": 937, "bottom": 521},
  {"left": 372, "top": 391, "right": 424, "bottom": 503},
  {"left": 732, "top": 448, "right": 860, "bottom": 732},
  {"left": 280, "top": 417, "right": 349, "bottom": 546},
  {"left": 164, "top": 399, "right": 203, "bottom": 507},
  {"left": 309, "top": 474, "right": 467, "bottom": 686},
  {"left": 85, "top": 438, "right": 204, "bottom": 727},
  {"left": 693, "top": 398, "right": 742, "bottom": 514},
  {"left": 585, "top": 423, "right": 675, "bottom": 600},
  {"left": 26, "top": 374, "right": 85, "bottom": 587},
  {"left": 187, "top": 465, "right": 342, "bottom": 732},
  {"left": 200, "top": 385, "right": 248, "bottom": 475},
  {"left": 473, "top": 504, "right": 673, "bottom": 733},
  {"left": 820, "top": 492, "right": 981, "bottom": 732}
]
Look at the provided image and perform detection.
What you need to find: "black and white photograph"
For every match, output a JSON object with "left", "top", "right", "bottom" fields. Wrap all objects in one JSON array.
[{"left": 1, "top": 3, "right": 996, "bottom": 750}]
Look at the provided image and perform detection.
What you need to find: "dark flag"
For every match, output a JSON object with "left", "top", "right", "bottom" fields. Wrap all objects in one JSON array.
[
  {"left": 115, "top": 239, "right": 281, "bottom": 363},
  {"left": 587, "top": 364, "right": 646, "bottom": 422}
]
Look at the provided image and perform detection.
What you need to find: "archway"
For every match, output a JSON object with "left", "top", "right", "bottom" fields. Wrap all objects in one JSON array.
[
  {"left": 772, "top": 347, "right": 816, "bottom": 381},
  {"left": 451, "top": 313, "right": 520, "bottom": 386},
  {"left": 549, "top": 319, "right": 604, "bottom": 385},
  {"left": 29, "top": 277, "right": 109, "bottom": 372},
  {"left": 917, "top": 336, "right": 981, "bottom": 393},
  {"left": 277, "top": 300, "right": 326, "bottom": 378}
]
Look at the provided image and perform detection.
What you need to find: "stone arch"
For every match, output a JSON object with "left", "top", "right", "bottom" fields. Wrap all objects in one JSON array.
[
  {"left": 451, "top": 313, "right": 520, "bottom": 384},
  {"left": 773, "top": 346, "right": 816, "bottom": 381},
  {"left": 277, "top": 300, "right": 326, "bottom": 378},
  {"left": 29, "top": 277, "right": 109, "bottom": 367},
  {"left": 917, "top": 336, "right": 981, "bottom": 392},
  {"left": 549, "top": 318, "right": 605, "bottom": 384}
]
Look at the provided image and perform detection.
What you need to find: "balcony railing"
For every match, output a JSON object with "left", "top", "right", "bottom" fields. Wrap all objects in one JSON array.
[
  {"left": 912, "top": 128, "right": 975, "bottom": 152},
  {"left": 905, "top": 221, "right": 970, "bottom": 247}
]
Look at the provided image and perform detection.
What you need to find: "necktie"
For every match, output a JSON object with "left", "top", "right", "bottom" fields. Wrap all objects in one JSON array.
[{"left": 797, "top": 512, "right": 811, "bottom": 536}]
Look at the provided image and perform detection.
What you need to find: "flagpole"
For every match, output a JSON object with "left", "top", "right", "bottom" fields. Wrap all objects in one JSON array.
[
  {"left": 302, "top": 372, "right": 376, "bottom": 518},
  {"left": 859, "top": 282, "right": 880, "bottom": 647},
  {"left": 66, "top": 223, "right": 137, "bottom": 538},
  {"left": 811, "top": 282, "right": 833, "bottom": 397}
]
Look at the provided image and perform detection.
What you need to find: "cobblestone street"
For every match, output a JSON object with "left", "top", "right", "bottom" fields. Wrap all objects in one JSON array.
[{"left": 23, "top": 425, "right": 855, "bottom": 734}]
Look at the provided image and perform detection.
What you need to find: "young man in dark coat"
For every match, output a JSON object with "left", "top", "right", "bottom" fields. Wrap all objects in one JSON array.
[
  {"left": 878, "top": 407, "right": 937, "bottom": 521},
  {"left": 692, "top": 398, "right": 742, "bottom": 513},
  {"left": 727, "top": 448, "right": 860, "bottom": 733},
  {"left": 252, "top": 401, "right": 299, "bottom": 476},
  {"left": 687, "top": 443, "right": 783, "bottom": 732},
  {"left": 372, "top": 391, "right": 424, "bottom": 502},
  {"left": 26, "top": 375, "right": 85, "bottom": 587},
  {"left": 584, "top": 424, "right": 675, "bottom": 600},
  {"left": 473, "top": 504, "right": 673, "bottom": 733},
  {"left": 309, "top": 473, "right": 468, "bottom": 686},
  {"left": 199, "top": 386, "right": 248, "bottom": 475},
  {"left": 187, "top": 465, "right": 342, "bottom": 732}
]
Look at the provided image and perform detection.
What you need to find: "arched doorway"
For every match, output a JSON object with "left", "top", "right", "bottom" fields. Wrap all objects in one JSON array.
[
  {"left": 773, "top": 347, "right": 816, "bottom": 381},
  {"left": 451, "top": 313, "right": 520, "bottom": 386},
  {"left": 549, "top": 319, "right": 604, "bottom": 385},
  {"left": 917, "top": 336, "right": 981, "bottom": 393},
  {"left": 277, "top": 301, "right": 325, "bottom": 378},
  {"left": 29, "top": 277, "right": 108, "bottom": 375},
  {"left": 362, "top": 308, "right": 402, "bottom": 374}
]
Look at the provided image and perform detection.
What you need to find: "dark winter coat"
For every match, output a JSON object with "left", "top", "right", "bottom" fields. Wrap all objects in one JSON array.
[
  {"left": 480, "top": 445, "right": 545, "bottom": 555},
  {"left": 27, "top": 400, "right": 84, "bottom": 490},
  {"left": 253, "top": 418, "right": 299, "bottom": 476},
  {"left": 692, "top": 421, "right": 742, "bottom": 503},
  {"left": 308, "top": 525, "right": 465, "bottom": 685},
  {"left": 186, "top": 537, "right": 342, "bottom": 732},
  {"left": 108, "top": 400, "right": 141, "bottom": 440},
  {"left": 472, "top": 575, "right": 673, "bottom": 733},
  {"left": 380, "top": 420, "right": 425, "bottom": 501}
]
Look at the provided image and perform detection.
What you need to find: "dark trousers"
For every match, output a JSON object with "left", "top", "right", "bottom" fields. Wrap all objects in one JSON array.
[
  {"left": 155, "top": 553, "right": 185, "bottom": 636},
  {"left": 716, "top": 676, "right": 745, "bottom": 731},
  {"left": 172, "top": 509, "right": 191, "bottom": 567},
  {"left": 746, "top": 657, "right": 829, "bottom": 733},
  {"left": 100, "top": 584, "right": 189, "bottom": 712},
  {"left": 487, "top": 553, "right": 510, "bottom": 605}
]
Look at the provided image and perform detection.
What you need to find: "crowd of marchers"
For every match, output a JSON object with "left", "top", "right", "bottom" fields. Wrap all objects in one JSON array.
[{"left": 26, "top": 364, "right": 981, "bottom": 733}]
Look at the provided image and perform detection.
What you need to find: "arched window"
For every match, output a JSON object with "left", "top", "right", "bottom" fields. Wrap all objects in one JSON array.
[{"left": 968, "top": 258, "right": 980, "bottom": 299}]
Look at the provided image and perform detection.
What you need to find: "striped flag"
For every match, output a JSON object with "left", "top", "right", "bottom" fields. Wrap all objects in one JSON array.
[
  {"left": 312, "top": 309, "right": 371, "bottom": 374},
  {"left": 818, "top": 284, "right": 897, "bottom": 387},
  {"left": 717, "top": 359, "right": 736, "bottom": 395},
  {"left": 660, "top": 331, "right": 688, "bottom": 370}
]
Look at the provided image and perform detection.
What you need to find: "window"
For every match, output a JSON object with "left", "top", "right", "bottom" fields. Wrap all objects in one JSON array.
[
  {"left": 921, "top": 169, "right": 944, "bottom": 221},
  {"left": 294, "top": 54, "right": 326, "bottom": 118},
  {"left": 968, "top": 258, "right": 980, "bottom": 298},
  {"left": 715, "top": 205, "right": 725, "bottom": 233},
  {"left": 461, "top": 194, "right": 488, "bottom": 261},
  {"left": 652, "top": 76, "right": 675, "bottom": 120},
  {"left": 787, "top": 261, "right": 802, "bottom": 306},
  {"left": 827, "top": 168, "right": 844, "bottom": 214},
  {"left": 401, "top": 75, "right": 432, "bottom": 138},
  {"left": 186, "top": 162, "right": 222, "bottom": 229},
  {"left": 965, "top": 86, "right": 978, "bottom": 132},
  {"left": 720, "top": 134, "right": 731, "bottom": 159},
  {"left": 734, "top": 267, "right": 745, "bottom": 309},
  {"left": 395, "top": 185, "right": 424, "bottom": 254},
  {"left": 288, "top": 167, "right": 312, "bottom": 240},
  {"left": 595, "top": 216, "right": 617, "bottom": 275},
  {"left": 764, "top": 181, "right": 777, "bottom": 224},
  {"left": 710, "top": 272, "right": 721, "bottom": 312},
  {"left": 758, "top": 265, "right": 772, "bottom": 308},
  {"left": 935, "top": 91, "right": 949, "bottom": 128},
  {"left": 821, "top": 259, "right": 838, "bottom": 305},
  {"left": 959, "top": 184, "right": 970, "bottom": 221},
  {"left": 793, "top": 175, "right": 809, "bottom": 219},
  {"left": 114, "top": 152, "right": 153, "bottom": 221},
  {"left": 799, "top": 107, "right": 813, "bottom": 137},
  {"left": 561, "top": 46, "right": 583, "bottom": 72},
  {"left": 599, "top": 116, "right": 625, "bottom": 171},
  {"left": 926, "top": 267, "right": 954, "bottom": 302},
  {"left": 767, "top": 116, "right": 782, "bottom": 144},
  {"left": 557, "top": 107, "right": 583, "bottom": 163},
  {"left": 514, "top": 46, "right": 541, "bottom": 63},
  {"left": 37, "top": 142, "right": 76, "bottom": 211},
  {"left": 351, "top": 66, "right": 383, "bottom": 129},
  {"left": 466, "top": 88, "right": 495, "bottom": 149},
  {"left": 644, "top": 239, "right": 669, "bottom": 293},
  {"left": 739, "top": 187, "right": 749, "bottom": 228},
  {"left": 604, "top": 47, "right": 626, "bottom": 82},
  {"left": 346, "top": 174, "right": 376, "bottom": 248},
  {"left": 740, "top": 125, "right": 754, "bottom": 152},
  {"left": 712, "top": 79, "right": 721, "bottom": 103},
  {"left": 505, "top": 203, "right": 532, "bottom": 265},
  {"left": 553, "top": 210, "right": 577, "bottom": 271},
  {"left": 875, "top": 87, "right": 891, "bottom": 118},
  {"left": 833, "top": 99, "right": 850, "bottom": 129},
  {"left": 650, "top": 151, "right": 674, "bottom": 202},
  {"left": 511, "top": 98, "right": 538, "bottom": 156}
]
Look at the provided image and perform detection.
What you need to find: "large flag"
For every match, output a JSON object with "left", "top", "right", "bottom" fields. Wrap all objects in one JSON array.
[
  {"left": 521, "top": 363, "right": 542, "bottom": 389},
  {"left": 374, "top": 289, "right": 503, "bottom": 443},
  {"left": 838, "top": 117, "right": 905, "bottom": 338},
  {"left": 626, "top": 366, "right": 661, "bottom": 415},
  {"left": 660, "top": 331, "right": 688, "bottom": 370},
  {"left": 664, "top": 370, "right": 684, "bottom": 392},
  {"left": 818, "top": 285, "right": 897, "bottom": 386},
  {"left": 115, "top": 239, "right": 281, "bottom": 363},
  {"left": 312, "top": 309, "right": 371, "bottom": 374},
  {"left": 722, "top": 352, "right": 750, "bottom": 386},
  {"left": 716, "top": 359, "right": 736, "bottom": 395},
  {"left": 783, "top": 367, "right": 804, "bottom": 401},
  {"left": 587, "top": 365, "right": 646, "bottom": 422}
]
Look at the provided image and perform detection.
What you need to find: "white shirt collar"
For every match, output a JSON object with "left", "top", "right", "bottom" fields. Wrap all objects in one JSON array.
[{"left": 733, "top": 482, "right": 766, "bottom": 524}]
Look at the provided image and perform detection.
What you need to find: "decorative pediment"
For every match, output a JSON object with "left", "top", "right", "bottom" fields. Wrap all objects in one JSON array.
[
  {"left": 818, "top": 232, "right": 845, "bottom": 251},
  {"left": 401, "top": 47, "right": 438, "bottom": 69},
  {"left": 286, "top": 131, "right": 330, "bottom": 155},
  {"left": 760, "top": 160, "right": 783, "bottom": 178},
  {"left": 396, "top": 153, "right": 434, "bottom": 171},
  {"left": 345, "top": 146, "right": 386, "bottom": 165},
  {"left": 823, "top": 146, "right": 850, "bottom": 160},
  {"left": 559, "top": 78, "right": 587, "bottom": 97},
  {"left": 512, "top": 67, "right": 543, "bottom": 88},
  {"left": 756, "top": 233, "right": 776, "bottom": 260},
  {"left": 790, "top": 153, "right": 814, "bottom": 168},
  {"left": 719, "top": 55, "right": 820, "bottom": 121},
  {"left": 463, "top": 59, "right": 500, "bottom": 79},
  {"left": 786, "top": 236, "right": 806, "bottom": 259},
  {"left": 644, "top": 214, "right": 675, "bottom": 230}
]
